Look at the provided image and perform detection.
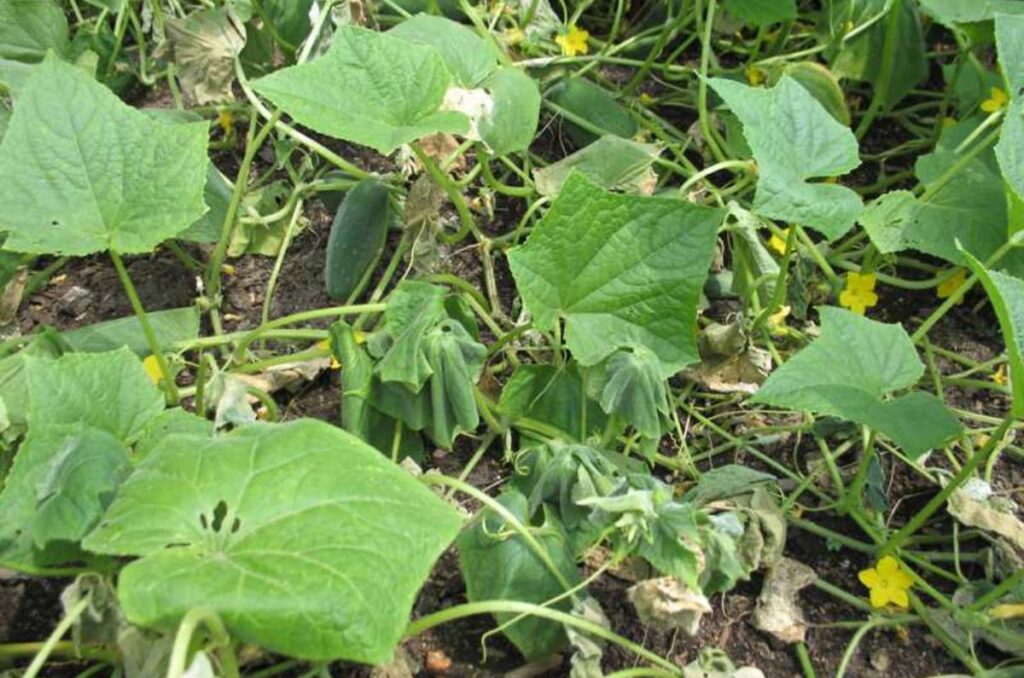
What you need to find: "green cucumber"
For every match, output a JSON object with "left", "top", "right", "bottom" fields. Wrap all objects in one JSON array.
[{"left": 325, "top": 178, "right": 390, "bottom": 301}]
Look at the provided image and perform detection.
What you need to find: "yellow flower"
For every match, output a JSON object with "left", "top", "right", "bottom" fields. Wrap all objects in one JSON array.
[
  {"left": 556, "top": 25, "right": 589, "bottom": 56},
  {"left": 217, "top": 109, "right": 234, "bottom": 136},
  {"left": 839, "top": 271, "right": 879, "bottom": 315},
  {"left": 858, "top": 556, "right": 913, "bottom": 609},
  {"left": 769, "top": 305, "right": 791, "bottom": 333},
  {"left": 981, "top": 86, "right": 1009, "bottom": 113},
  {"left": 993, "top": 364, "right": 1008, "bottom": 386},
  {"left": 768, "top": 227, "right": 792, "bottom": 255},
  {"left": 142, "top": 354, "right": 163, "bottom": 386},
  {"left": 936, "top": 268, "right": 966, "bottom": 303},
  {"left": 315, "top": 339, "right": 341, "bottom": 370},
  {"left": 639, "top": 92, "right": 656, "bottom": 107},
  {"left": 942, "top": 116, "right": 957, "bottom": 128},
  {"left": 745, "top": 63, "right": 766, "bottom": 87}
]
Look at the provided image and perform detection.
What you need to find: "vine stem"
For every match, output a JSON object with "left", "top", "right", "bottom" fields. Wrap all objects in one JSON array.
[
  {"left": 410, "top": 142, "right": 481, "bottom": 244},
  {"left": 882, "top": 416, "right": 1013, "bottom": 554},
  {"left": 22, "top": 596, "right": 90, "bottom": 678},
  {"left": 404, "top": 600, "right": 680, "bottom": 674},
  {"left": 167, "top": 608, "right": 240, "bottom": 678},
  {"left": 110, "top": 249, "right": 179, "bottom": 403}
]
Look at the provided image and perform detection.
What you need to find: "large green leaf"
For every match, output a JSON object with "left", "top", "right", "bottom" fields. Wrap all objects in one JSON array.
[
  {"left": 508, "top": 173, "right": 722, "bottom": 376},
  {"left": 0, "top": 0, "right": 68, "bottom": 62},
  {"left": 828, "top": 0, "right": 928, "bottom": 108},
  {"left": 477, "top": 67, "right": 540, "bottom": 156},
  {"left": 257, "top": 0, "right": 315, "bottom": 54},
  {"left": 456, "top": 490, "right": 580, "bottom": 660},
  {"left": 751, "top": 307, "right": 962, "bottom": 458},
  {"left": 25, "top": 348, "right": 164, "bottom": 442},
  {"left": 961, "top": 251, "right": 1024, "bottom": 417},
  {"left": 389, "top": 14, "right": 499, "bottom": 87},
  {"left": 252, "top": 25, "right": 468, "bottom": 154},
  {"left": 62, "top": 308, "right": 200, "bottom": 356},
  {"left": 709, "top": 77, "right": 863, "bottom": 239},
  {"left": 0, "top": 56, "right": 209, "bottom": 255},
  {"left": 83, "top": 419, "right": 463, "bottom": 663}
]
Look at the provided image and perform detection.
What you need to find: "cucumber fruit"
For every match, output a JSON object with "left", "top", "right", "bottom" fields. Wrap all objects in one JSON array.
[{"left": 325, "top": 178, "right": 390, "bottom": 301}]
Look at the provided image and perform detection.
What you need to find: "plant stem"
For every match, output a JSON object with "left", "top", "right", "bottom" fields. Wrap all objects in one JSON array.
[
  {"left": 22, "top": 596, "right": 90, "bottom": 678},
  {"left": 109, "top": 249, "right": 179, "bottom": 403},
  {"left": 405, "top": 600, "right": 679, "bottom": 673},
  {"left": 167, "top": 609, "right": 240, "bottom": 678}
]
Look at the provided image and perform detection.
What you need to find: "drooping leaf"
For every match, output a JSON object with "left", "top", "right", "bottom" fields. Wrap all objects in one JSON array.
[
  {"left": 376, "top": 281, "right": 448, "bottom": 391},
  {"left": 960, "top": 250, "right": 1024, "bottom": 417},
  {"left": 330, "top": 321, "right": 373, "bottom": 441},
  {"left": 722, "top": 0, "right": 796, "bottom": 26},
  {"left": 587, "top": 347, "right": 670, "bottom": 439},
  {"left": 422, "top": 319, "right": 486, "bottom": 447},
  {"left": 0, "top": 56, "right": 209, "bottom": 255},
  {"left": 0, "top": 0, "right": 69, "bottom": 62},
  {"left": 499, "top": 363, "right": 606, "bottom": 441},
  {"left": 83, "top": 419, "right": 463, "bottom": 663},
  {"left": 179, "top": 166, "right": 233, "bottom": 244},
  {"left": 163, "top": 8, "right": 246, "bottom": 105},
  {"left": 827, "top": 0, "right": 928, "bottom": 108},
  {"left": 996, "top": 14, "right": 1024, "bottom": 201},
  {"left": 26, "top": 348, "right": 165, "bottom": 442},
  {"left": 251, "top": 25, "right": 468, "bottom": 154},
  {"left": 751, "top": 307, "right": 963, "bottom": 458},
  {"left": 709, "top": 77, "right": 863, "bottom": 239},
  {"left": 62, "top": 308, "right": 200, "bottom": 356},
  {"left": 456, "top": 490, "right": 579, "bottom": 660},
  {"left": 727, "top": 203, "right": 780, "bottom": 302},
  {"left": 389, "top": 14, "right": 499, "bottom": 87},
  {"left": 30, "top": 426, "right": 131, "bottom": 547},
  {"left": 684, "top": 465, "right": 775, "bottom": 506},
  {"left": 508, "top": 172, "right": 722, "bottom": 376},
  {"left": 533, "top": 136, "right": 660, "bottom": 197}
]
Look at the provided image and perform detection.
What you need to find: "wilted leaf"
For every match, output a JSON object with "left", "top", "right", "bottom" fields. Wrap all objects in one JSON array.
[
  {"left": 627, "top": 576, "right": 711, "bottom": 635},
  {"left": 753, "top": 557, "right": 816, "bottom": 644},
  {"left": 163, "top": 8, "right": 246, "bottom": 104}
]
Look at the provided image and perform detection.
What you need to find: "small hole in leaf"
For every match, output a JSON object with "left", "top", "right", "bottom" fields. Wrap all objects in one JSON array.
[
  {"left": 231, "top": 517, "right": 241, "bottom": 533},
  {"left": 50, "top": 220, "right": 59, "bottom": 226},
  {"left": 210, "top": 500, "right": 229, "bottom": 532},
  {"left": 199, "top": 513, "right": 208, "bottom": 530}
]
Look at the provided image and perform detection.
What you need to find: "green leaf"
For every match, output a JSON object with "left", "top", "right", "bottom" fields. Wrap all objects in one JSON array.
[
  {"left": 533, "top": 136, "right": 660, "bottom": 197},
  {"left": 859, "top": 189, "right": 916, "bottom": 254},
  {"left": 751, "top": 307, "right": 962, "bottom": 458},
  {"left": 828, "top": 0, "right": 928, "bottom": 108},
  {"left": 62, "top": 308, "right": 200, "bottom": 356},
  {"left": 26, "top": 348, "right": 164, "bottom": 442},
  {"left": 179, "top": 166, "right": 233, "bottom": 244},
  {"left": 133, "top": 408, "right": 213, "bottom": 462},
  {"left": 684, "top": 465, "right": 775, "bottom": 506},
  {"left": 0, "top": 0, "right": 68, "bottom": 62},
  {"left": 780, "top": 61, "right": 851, "bottom": 126},
  {"left": 377, "top": 281, "right": 448, "bottom": 391},
  {"left": 508, "top": 172, "right": 722, "bottom": 376},
  {"left": 30, "top": 426, "right": 131, "bottom": 547},
  {"left": 709, "top": 77, "right": 863, "bottom": 239},
  {"left": 422, "top": 319, "right": 486, "bottom": 447},
  {"left": 477, "top": 67, "right": 540, "bottom": 156},
  {"left": 499, "top": 363, "right": 606, "bottom": 441},
  {"left": 257, "top": 0, "right": 315, "bottom": 53},
  {"left": 727, "top": 203, "right": 780, "bottom": 302},
  {"left": 722, "top": 0, "right": 796, "bottom": 26},
  {"left": 960, "top": 250, "right": 1024, "bottom": 417},
  {"left": 456, "top": 490, "right": 579, "bottom": 660},
  {"left": 388, "top": 14, "right": 499, "bottom": 87},
  {"left": 163, "top": 8, "right": 246, "bottom": 105},
  {"left": 251, "top": 26, "right": 468, "bottom": 154},
  {"left": 921, "top": 0, "right": 1024, "bottom": 26},
  {"left": 587, "top": 347, "right": 669, "bottom": 439},
  {"left": 83, "top": 419, "right": 463, "bottom": 663},
  {"left": 995, "top": 14, "right": 1024, "bottom": 199},
  {"left": 0, "top": 332, "right": 63, "bottom": 428},
  {"left": 0, "top": 56, "right": 209, "bottom": 255}
]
